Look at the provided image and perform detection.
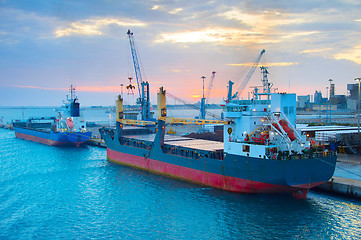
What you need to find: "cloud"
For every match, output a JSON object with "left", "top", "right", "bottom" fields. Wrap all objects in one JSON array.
[
  {"left": 171, "top": 69, "right": 191, "bottom": 72},
  {"left": 219, "top": 8, "right": 310, "bottom": 32},
  {"left": 155, "top": 28, "right": 279, "bottom": 44},
  {"left": 299, "top": 48, "right": 333, "bottom": 54},
  {"left": 13, "top": 85, "right": 65, "bottom": 90},
  {"left": 280, "top": 31, "right": 320, "bottom": 39},
  {"left": 228, "top": 62, "right": 298, "bottom": 67},
  {"left": 55, "top": 18, "right": 146, "bottom": 37},
  {"left": 333, "top": 45, "right": 361, "bottom": 64},
  {"left": 151, "top": 5, "right": 160, "bottom": 10},
  {"left": 0, "top": 7, "right": 60, "bottom": 42},
  {"left": 168, "top": 8, "right": 183, "bottom": 15},
  {"left": 153, "top": 6, "right": 325, "bottom": 47},
  {"left": 76, "top": 86, "right": 121, "bottom": 92},
  {"left": 154, "top": 27, "right": 322, "bottom": 46},
  {"left": 14, "top": 85, "right": 120, "bottom": 92},
  {"left": 151, "top": 4, "right": 183, "bottom": 15},
  {"left": 298, "top": 48, "right": 335, "bottom": 59}
]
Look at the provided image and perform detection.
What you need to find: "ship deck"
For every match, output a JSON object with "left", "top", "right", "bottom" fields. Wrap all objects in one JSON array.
[{"left": 124, "top": 134, "right": 224, "bottom": 152}]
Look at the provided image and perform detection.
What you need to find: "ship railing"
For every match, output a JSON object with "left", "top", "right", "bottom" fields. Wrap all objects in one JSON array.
[
  {"left": 274, "top": 150, "right": 336, "bottom": 161},
  {"left": 231, "top": 99, "right": 271, "bottom": 105},
  {"left": 222, "top": 106, "right": 270, "bottom": 116},
  {"left": 13, "top": 124, "right": 51, "bottom": 134},
  {"left": 120, "top": 137, "right": 153, "bottom": 150}
]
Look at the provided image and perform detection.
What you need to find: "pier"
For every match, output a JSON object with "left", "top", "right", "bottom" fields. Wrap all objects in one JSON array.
[
  {"left": 0, "top": 123, "right": 13, "bottom": 130},
  {"left": 87, "top": 137, "right": 106, "bottom": 148},
  {"left": 313, "top": 153, "right": 361, "bottom": 198},
  {"left": 316, "top": 177, "right": 361, "bottom": 198}
]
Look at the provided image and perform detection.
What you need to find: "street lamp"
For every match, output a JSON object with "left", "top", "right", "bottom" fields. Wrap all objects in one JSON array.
[
  {"left": 326, "top": 86, "right": 328, "bottom": 123},
  {"left": 355, "top": 78, "right": 361, "bottom": 135},
  {"left": 120, "top": 84, "right": 124, "bottom": 98},
  {"left": 200, "top": 76, "right": 206, "bottom": 119},
  {"left": 329, "top": 79, "right": 333, "bottom": 125},
  {"left": 201, "top": 76, "right": 206, "bottom": 99}
]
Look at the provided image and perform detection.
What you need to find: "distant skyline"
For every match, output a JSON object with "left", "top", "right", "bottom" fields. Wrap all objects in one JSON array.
[{"left": 1, "top": 0, "right": 361, "bottom": 106}]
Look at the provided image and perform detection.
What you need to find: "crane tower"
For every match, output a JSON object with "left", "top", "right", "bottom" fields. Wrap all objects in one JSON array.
[{"left": 127, "top": 30, "right": 151, "bottom": 120}]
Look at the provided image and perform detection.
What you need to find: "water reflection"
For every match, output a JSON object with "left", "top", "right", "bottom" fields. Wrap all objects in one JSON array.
[{"left": 1, "top": 128, "right": 361, "bottom": 239}]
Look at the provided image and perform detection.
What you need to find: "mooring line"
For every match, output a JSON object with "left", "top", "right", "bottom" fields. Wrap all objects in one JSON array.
[{"left": 316, "top": 157, "right": 361, "bottom": 179}]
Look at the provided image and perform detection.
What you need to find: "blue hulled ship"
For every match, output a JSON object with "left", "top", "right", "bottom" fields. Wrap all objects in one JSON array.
[{"left": 13, "top": 86, "right": 91, "bottom": 147}]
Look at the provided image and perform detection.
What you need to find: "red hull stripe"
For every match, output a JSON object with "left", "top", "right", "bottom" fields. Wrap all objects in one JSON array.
[
  {"left": 15, "top": 132, "right": 66, "bottom": 146},
  {"left": 108, "top": 148, "right": 302, "bottom": 194}
]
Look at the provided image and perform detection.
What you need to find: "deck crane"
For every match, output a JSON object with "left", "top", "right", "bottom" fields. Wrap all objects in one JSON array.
[
  {"left": 127, "top": 29, "right": 151, "bottom": 120},
  {"left": 233, "top": 49, "right": 265, "bottom": 99}
]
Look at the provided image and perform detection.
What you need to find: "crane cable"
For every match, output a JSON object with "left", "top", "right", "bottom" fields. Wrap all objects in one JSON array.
[{"left": 234, "top": 49, "right": 265, "bottom": 98}]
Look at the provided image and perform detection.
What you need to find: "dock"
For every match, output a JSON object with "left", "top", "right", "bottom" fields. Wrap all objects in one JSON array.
[
  {"left": 0, "top": 123, "right": 13, "bottom": 130},
  {"left": 316, "top": 176, "right": 361, "bottom": 198},
  {"left": 87, "top": 137, "right": 106, "bottom": 148}
]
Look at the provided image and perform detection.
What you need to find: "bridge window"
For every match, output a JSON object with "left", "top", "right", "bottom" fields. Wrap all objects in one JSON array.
[
  {"left": 289, "top": 106, "right": 294, "bottom": 114},
  {"left": 243, "top": 145, "right": 250, "bottom": 152},
  {"left": 283, "top": 106, "right": 288, "bottom": 114}
]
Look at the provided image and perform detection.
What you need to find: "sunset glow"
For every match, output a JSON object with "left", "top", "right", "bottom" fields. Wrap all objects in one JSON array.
[
  {"left": 55, "top": 18, "right": 146, "bottom": 38},
  {"left": 1, "top": 1, "right": 360, "bottom": 106}
]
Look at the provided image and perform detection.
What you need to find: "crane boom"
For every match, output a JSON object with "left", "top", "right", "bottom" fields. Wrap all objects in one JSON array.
[
  {"left": 127, "top": 29, "right": 142, "bottom": 99},
  {"left": 234, "top": 49, "right": 265, "bottom": 98},
  {"left": 205, "top": 71, "right": 216, "bottom": 104}
]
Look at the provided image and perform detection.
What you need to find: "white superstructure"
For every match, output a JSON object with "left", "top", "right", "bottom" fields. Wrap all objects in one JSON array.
[
  {"left": 55, "top": 86, "right": 87, "bottom": 133},
  {"left": 221, "top": 67, "right": 309, "bottom": 159}
]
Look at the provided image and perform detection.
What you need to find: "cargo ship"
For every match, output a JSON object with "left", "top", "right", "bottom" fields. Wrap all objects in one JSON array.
[
  {"left": 100, "top": 68, "right": 336, "bottom": 199},
  {"left": 13, "top": 86, "right": 92, "bottom": 147}
]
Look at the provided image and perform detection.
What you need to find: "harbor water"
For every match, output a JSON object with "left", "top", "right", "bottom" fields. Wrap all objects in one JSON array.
[{"left": 1, "top": 108, "right": 361, "bottom": 239}]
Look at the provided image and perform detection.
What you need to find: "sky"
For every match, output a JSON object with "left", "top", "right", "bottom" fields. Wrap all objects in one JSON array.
[{"left": 1, "top": 0, "right": 361, "bottom": 106}]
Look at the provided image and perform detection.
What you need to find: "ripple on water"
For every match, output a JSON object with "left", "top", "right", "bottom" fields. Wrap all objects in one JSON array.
[{"left": 1, "top": 129, "right": 361, "bottom": 239}]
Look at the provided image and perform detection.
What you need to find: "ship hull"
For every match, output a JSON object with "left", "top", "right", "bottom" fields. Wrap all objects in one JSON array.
[
  {"left": 101, "top": 128, "right": 337, "bottom": 198},
  {"left": 14, "top": 127, "right": 91, "bottom": 146},
  {"left": 107, "top": 148, "right": 304, "bottom": 193}
]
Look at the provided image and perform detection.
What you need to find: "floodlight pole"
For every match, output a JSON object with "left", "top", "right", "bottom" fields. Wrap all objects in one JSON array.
[
  {"left": 355, "top": 78, "right": 361, "bottom": 137},
  {"left": 328, "top": 79, "right": 333, "bottom": 125}
]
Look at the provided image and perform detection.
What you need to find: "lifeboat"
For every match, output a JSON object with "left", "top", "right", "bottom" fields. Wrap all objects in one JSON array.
[
  {"left": 66, "top": 118, "right": 74, "bottom": 130},
  {"left": 279, "top": 119, "right": 296, "bottom": 141}
]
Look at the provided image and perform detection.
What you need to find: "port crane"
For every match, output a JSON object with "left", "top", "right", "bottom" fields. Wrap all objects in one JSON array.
[
  {"left": 232, "top": 49, "right": 265, "bottom": 99},
  {"left": 127, "top": 29, "right": 151, "bottom": 120},
  {"left": 119, "top": 30, "right": 225, "bottom": 127}
]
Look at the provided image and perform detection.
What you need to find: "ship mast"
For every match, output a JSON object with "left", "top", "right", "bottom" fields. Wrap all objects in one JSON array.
[
  {"left": 260, "top": 66, "right": 273, "bottom": 99},
  {"left": 69, "top": 85, "right": 76, "bottom": 102}
]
